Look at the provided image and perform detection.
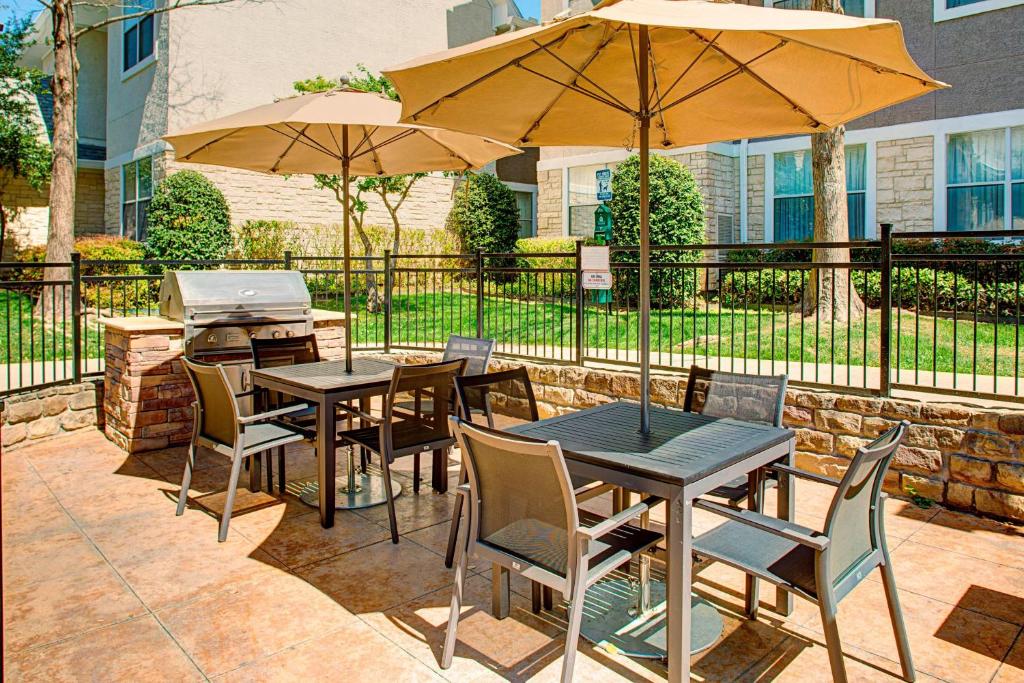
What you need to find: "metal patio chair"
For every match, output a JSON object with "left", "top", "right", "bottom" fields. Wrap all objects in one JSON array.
[
  {"left": 396, "top": 334, "right": 495, "bottom": 424},
  {"left": 682, "top": 365, "right": 788, "bottom": 507},
  {"left": 444, "top": 367, "right": 616, "bottom": 581},
  {"left": 692, "top": 421, "right": 914, "bottom": 683},
  {"left": 442, "top": 417, "right": 662, "bottom": 683},
  {"left": 338, "top": 359, "right": 467, "bottom": 543},
  {"left": 177, "top": 357, "right": 309, "bottom": 542},
  {"left": 250, "top": 334, "right": 321, "bottom": 492}
]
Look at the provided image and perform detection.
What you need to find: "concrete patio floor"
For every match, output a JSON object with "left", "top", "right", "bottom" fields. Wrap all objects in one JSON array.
[{"left": 3, "top": 427, "right": 1024, "bottom": 682}]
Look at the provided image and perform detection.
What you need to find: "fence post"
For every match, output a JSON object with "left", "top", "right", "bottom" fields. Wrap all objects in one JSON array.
[
  {"left": 283, "top": 249, "right": 293, "bottom": 271},
  {"left": 383, "top": 249, "right": 392, "bottom": 353},
  {"left": 71, "top": 252, "right": 82, "bottom": 383},
  {"left": 878, "top": 223, "right": 892, "bottom": 397},
  {"left": 475, "top": 249, "right": 484, "bottom": 339},
  {"left": 575, "top": 239, "right": 584, "bottom": 366}
]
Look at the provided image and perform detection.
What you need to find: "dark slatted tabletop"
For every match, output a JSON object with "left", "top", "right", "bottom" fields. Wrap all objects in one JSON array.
[
  {"left": 507, "top": 402, "right": 792, "bottom": 487},
  {"left": 250, "top": 357, "right": 395, "bottom": 393}
]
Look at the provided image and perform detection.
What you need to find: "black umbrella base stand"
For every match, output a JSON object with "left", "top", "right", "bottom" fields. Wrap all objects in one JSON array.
[{"left": 580, "top": 576, "right": 723, "bottom": 659}]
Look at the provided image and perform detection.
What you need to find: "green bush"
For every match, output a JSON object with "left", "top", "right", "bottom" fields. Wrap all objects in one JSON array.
[
  {"left": 609, "top": 154, "right": 705, "bottom": 306},
  {"left": 145, "top": 170, "right": 232, "bottom": 265},
  {"left": 508, "top": 237, "right": 585, "bottom": 298},
  {"left": 446, "top": 171, "right": 520, "bottom": 260},
  {"left": 233, "top": 219, "right": 291, "bottom": 263}
]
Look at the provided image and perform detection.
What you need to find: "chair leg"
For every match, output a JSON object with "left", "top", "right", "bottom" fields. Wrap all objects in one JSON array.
[
  {"left": 441, "top": 528, "right": 469, "bottom": 669},
  {"left": 278, "top": 445, "right": 286, "bottom": 494},
  {"left": 561, "top": 569, "right": 588, "bottom": 683},
  {"left": 380, "top": 453, "right": 400, "bottom": 544},
  {"left": 176, "top": 442, "right": 197, "bottom": 516},
  {"left": 543, "top": 586, "right": 553, "bottom": 611},
  {"left": 531, "top": 581, "right": 542, "bottom": 614},
  {"left": 444, "top": 483, "right": 465, "bottom": 569},
  {"left": 818, "top": 595, "right": 849, "bottom": 683},
  {"left": 413, "top": 452, "right": 421, "bottom": 494},
  {"left": 745, "top": 469, "right": 761, "bottom": 619},
  {"left": 219, "top": 454, "right": 246, "bottom": 543},
  {"left": 265, "top": 451, "right": 274, "bottom": 493},
  {"left": 880, "top": 560, "right": 916, "bottom": 681}
]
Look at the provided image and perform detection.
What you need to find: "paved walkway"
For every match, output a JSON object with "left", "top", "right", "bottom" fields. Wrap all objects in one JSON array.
[{"left": 3, "top": 428, "right": 1024, "bottom": 681}]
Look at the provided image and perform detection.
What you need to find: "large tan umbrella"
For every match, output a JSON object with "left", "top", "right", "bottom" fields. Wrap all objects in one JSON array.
[
  {"left": 163, "top": 88, "right": 521, "bottom": 373},
  {"left": 385, "top": 0, "right": 946, "bottom": 435}
]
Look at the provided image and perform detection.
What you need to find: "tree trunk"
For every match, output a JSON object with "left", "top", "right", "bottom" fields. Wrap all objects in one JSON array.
[
  {"left": 804, "top": 0, "right": 865, "bottom": 323},
  {"left": 39, "top": 0, "right": 77, "bottom": 322}
]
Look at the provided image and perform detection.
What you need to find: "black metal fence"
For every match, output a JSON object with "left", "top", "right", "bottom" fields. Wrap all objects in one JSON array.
[{"left": 2, "top": 226, "right": 1021, "bottom": 403}]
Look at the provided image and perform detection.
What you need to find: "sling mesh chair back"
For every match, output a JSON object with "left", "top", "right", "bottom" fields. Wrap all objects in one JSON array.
[
  {"left": 442, "top": 418, "right": 661, "bottom": 683},
  {"left": 339, "top": 359, "right": 467, "bottom": 543},
  {"left": 692, "top": 421, "right": 914, "bottom": 683},
  {"left": 396, "top": 335, "right": 495, "bottom": 423},
  {"left": 250, "top": 335, "right": 321, "bottom": 491},
  {"left": 178, "top": 358, "right": 307, "bottom": 542}
]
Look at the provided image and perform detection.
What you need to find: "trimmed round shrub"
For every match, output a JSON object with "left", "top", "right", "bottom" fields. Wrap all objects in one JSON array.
[
  {"left": 145, "top": 170, "right": 231, "bottom": 265},
  {"left": 609, "top": 154, "right": 705, "bottom": 306},
  {"left": 446, "top": 172, "right": 520, "bottom": 256}
]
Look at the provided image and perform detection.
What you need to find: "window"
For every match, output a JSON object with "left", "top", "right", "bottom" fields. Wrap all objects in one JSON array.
[
  {"left": 567, "top": 162, "right": 617, "bottom": 237},
  {"left": 770, "top": 0, "right": 868, "bottom": 16},
  {"left": 773, "top": 145, "right": 867, "bottom": 242},
  {"left": 935, "top": 0, "right": 1024, "bottom": 21},
  {"left": 514, "top": 190, "right": 535, "bottom": 239},
  {"left": 946, "top": 127, "right": 1023, "bottom": 231},
  {"left": 122, "top": 156, "right": 153, "bottom": 241},
  {"left": 123, "top": 0, "right": 155, "bottom": 73}
]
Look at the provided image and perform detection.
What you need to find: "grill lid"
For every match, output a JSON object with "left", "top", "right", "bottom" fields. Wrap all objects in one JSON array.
[{"left": 159, "top": 270, "right": 312, "bottom": 321}]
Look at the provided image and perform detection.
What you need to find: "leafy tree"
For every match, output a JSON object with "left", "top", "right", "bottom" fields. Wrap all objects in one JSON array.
[
  {"left": 294, "top": 65, "right": 424, "bottom": 311},
  {"left": 0, "top": 15, "right": 51, "bottom": 252},
  {"left": 609, "top": 154, "right": 705, "bottom": 305},
  {"left": 446, "top": 171, "right": 520, "bottom": 255},
  {"left": 145, "top": 170, "right": 232, "bottom": 265}
]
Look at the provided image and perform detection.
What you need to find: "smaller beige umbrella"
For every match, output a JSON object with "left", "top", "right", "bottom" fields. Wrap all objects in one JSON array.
[{"left": 163, "top": 87, "right": 521, "bottom": 373}]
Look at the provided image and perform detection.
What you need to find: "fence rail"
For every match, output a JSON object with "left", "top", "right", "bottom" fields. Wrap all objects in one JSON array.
[{"left": 2, "top": 226, "right": 1021, "bottom": 403}]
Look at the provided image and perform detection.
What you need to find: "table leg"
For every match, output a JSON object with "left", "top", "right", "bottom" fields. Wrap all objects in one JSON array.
[
  {"left": 492, "top": 563, "right": 510, "bottom": 620},
  {"left": 775, "top": 441, "right": 796, "bottom": 616},
  {"left": 666, "top": 488, "right": 692, "bottom": 683},
  {"left": 247, "top": 389, "right": 264, "bottom": 493},
  {"left": 317, "top": 397, "right": 336, "bottom": 528},
  {"left": 432, "top": 449, "right": 448, "bottom": 494},
  {"left": 745, "top": 469, "right": 760, "bottom": 619}
]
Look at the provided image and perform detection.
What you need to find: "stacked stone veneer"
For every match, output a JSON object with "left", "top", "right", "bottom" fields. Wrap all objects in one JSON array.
[
  {"left": 377, "top": 351, "right": 1024, "bottom": 523},
  {"left": 876, "top": 136, "right": 934, "bottom": 233},
  {"left": 1, "top": 381, "right": 102, "bottom": 450},
  {"left": 103, "top": 316, "right": 346, "bottom": 454}
]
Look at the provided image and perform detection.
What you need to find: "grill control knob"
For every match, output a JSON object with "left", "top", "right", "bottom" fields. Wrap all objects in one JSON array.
[
  {"left": 285, "top": 331, "right": 295, "bottom": 338},
  {"left": 248, "top": 331, "right": 257, "bottom": 339},
  {"left": 206, "top": 332, "right": 218, "bottom": 344},
  {"left": 272, "top": 331, "right": 282, "bottom": 339}
]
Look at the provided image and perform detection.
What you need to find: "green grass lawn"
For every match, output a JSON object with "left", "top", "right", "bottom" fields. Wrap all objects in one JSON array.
[{"left": 4, "top": 288, "right": 1022, "bottom": 382}]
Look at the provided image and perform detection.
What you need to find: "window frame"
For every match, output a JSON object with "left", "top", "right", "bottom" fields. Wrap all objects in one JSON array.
[
  {"left": 121, "top": 0, "right": 157, "bottom": 79},
  {"left": 771, "top": 144, "right": 868, "bottom": 242},
  {"left": 121, "top": 156, "right": 153, "bottom": 241},
  {"left": 506, "top": 184, "right": 538, "bottom": 239},
  {"left": 934, "top": 0, "right": 1024, "bottom": 22},
  {"left": 763, "top": 0, "right": 874, "bottom": 17},
  {"left": 944, "top": 126, "right": 1022, "bottom": 231}
]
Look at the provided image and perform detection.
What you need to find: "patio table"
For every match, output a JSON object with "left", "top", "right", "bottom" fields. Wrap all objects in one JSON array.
[
  {"left": 505, "top": 401, "right": 795, "bottom": 683},
  {"left": 250, "top": 357, "right": 444, "bottom": 528}
]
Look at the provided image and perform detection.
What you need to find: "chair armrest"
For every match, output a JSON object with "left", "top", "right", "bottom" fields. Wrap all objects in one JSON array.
[
  {"left": 573, "top": 482, "right": 616, "bottom": 503},
  {"left": 234, "top": 389, "right": 260, "bottom": 398},
  {"left": 578, "top": 496, "right": 662, "bottom": 541},
  {"left": 239, "top": 402, "right": 311, "bottom": 424},
  {"left": 693, "top": 498, "right": 829, "bottom": 551},
  {"left": 770, "top": 463, "right": 841, "bottom": 488},
  {"left": 334, "top": 403, "right": 384, "bottom": 424}
]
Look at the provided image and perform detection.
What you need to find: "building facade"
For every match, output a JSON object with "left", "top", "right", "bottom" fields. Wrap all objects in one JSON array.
[
  {"left": 536, "top": 0, "right": 1024, "bottom": 243},
  {"left": 11, "top": 0, "right": 539, "bottom": 251}
]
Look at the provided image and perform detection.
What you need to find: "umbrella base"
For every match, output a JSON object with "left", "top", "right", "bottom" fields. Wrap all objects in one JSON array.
[{"left": 297, "top": 473, "right": 402, "bottom": 510}]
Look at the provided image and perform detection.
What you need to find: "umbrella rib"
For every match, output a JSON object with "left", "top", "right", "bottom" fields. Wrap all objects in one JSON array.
[
  {"left": 762, "top": 31, "right": 936, "bottom": 84},
  {"left": 515, "top": 62, "right": 631, "bottom": 113},
  {"left": 269, "top": 123, "right": 309, "bottom": 173},
  {"left": 531, "top": 28, "right": 630, "bottom": 112},
  {"left": 350, "top": 128, "right": 418, "bottom": 161},
  {"left": 424, "top": 131, "right": 475, "bottom": 170},
  {"left": 362, "top": 125, "right": 386, "bottom": 175},
  {"left": 405, "top": 24, "right": 595, "bottom": 122},
  {"left": 687, "top": 32, "right": 824, "bottom": 128},
  {"left": 516, "top": 23, "right": 623, "bottom": 144},
  {"left": 325, "top": 124, "right": 343, "bottom": 157},
  {"left": 280, "top": 123, "right": 346, "bottom": 158},
  {"left": 650, "top": 31, "right": 722, "bottom": 113},
  {"left": 180, "top": 127, "right": 244, "bottom": 160},
  {"left": 350, "top": 125, "right": 378, "bottom": 158},
  {"left": 646, "top": 30, "right": 671, "bottom": 146}
]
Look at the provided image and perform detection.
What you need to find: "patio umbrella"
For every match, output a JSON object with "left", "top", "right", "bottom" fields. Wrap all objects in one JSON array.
[
  {"left": 384, "top": 0, "right": 946, "bottom": 433},
  {"left": 163, "top": 88, "right": 521, "bottom": 373}
]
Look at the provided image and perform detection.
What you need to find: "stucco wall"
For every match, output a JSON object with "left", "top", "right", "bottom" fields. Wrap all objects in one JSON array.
[{"left": 76, "top": 29, "right": 108, "bottom": 144}]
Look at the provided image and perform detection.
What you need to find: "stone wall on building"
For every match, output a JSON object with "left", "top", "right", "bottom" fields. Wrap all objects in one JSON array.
[
  {"left": 2, "top": 175, "right": 49, "bottom": 249},
  {"left": 75, "top": 168, "right": 106, "bottom": 235},
  {"left": 746, "top": 154, "right": 765, "bottom": 243},
  {"left": 672, "top": 151, "right": 739, "bottom": 245},
  {"left": 1, "top": 381, "right": 103, "bottom": 450},
  {"left": 536, "top": 168, "right": 564, "bottom": 238},
  {"left": 876, "top": 136, "right": 934, "bottom": 233},
  {"left": 379, "top": 351, "right": 1024, "bottom": 523}
]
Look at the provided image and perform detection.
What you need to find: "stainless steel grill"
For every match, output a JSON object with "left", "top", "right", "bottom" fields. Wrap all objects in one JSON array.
[{"left": 159, "top": 270, "right": 314, "bottom": 357}]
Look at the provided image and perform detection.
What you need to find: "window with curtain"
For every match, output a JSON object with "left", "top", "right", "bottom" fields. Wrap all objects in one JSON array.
[
  {"left": 946, "top": 0, "right": 990, "bottom": 6},
  {"left": 123, "top": 0, "right": 155, "bottom": 73},
  {"left": 567, "top": 162, "right": 617, "bottom": 237},
  {"left": 773, "top": 145, "right": 866, "bottom": 242},
  {"left": 772, "top": 0, "right": 866, "bottom": 16},
  {"left": 122, "top": 156, "right": 153, "bottom": 241},
  {"left": 946, "top": 128, "right": 1020, "bottom": 231},
  {"left": 514, "top": 190, "right": 535, "bottom": 238}
]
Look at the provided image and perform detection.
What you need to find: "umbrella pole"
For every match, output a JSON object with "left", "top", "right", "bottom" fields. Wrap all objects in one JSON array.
[
  {"left": 638, "top": 24, "right": 651, "bottom": 434},
  {"left": 342, "top": 126, "right": 353, "bottom": 374}
]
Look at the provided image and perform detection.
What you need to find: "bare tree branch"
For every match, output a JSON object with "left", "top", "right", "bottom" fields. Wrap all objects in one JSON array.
[{"left": 74, "top": 0, "right": 247, "bottom": 38}]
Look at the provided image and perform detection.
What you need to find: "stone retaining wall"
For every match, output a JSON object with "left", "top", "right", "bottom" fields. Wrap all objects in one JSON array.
[
  {"left": 1, "top": 381, "right": 103, "bottom": 450},
  {"left": 378, "top": 351, "right": 1024, "bottom": 523}
]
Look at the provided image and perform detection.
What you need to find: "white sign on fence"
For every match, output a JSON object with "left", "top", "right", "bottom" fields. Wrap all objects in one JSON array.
[
  {"left": 582, "top": 271, "right": 613, "bottom": 290},
  {"left": 580, "top": 246, "right": 610, "bottom": 271}
]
